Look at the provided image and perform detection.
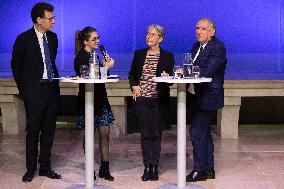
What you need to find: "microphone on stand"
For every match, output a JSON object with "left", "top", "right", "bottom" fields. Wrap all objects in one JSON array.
[{"left": 99, "top": 45, "right": 107, "bottom": 61}]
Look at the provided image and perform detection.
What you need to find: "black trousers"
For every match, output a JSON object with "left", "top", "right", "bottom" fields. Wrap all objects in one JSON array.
[
  {"left": 24, "top": 82, "right": 59, "bottom": 171},
  {"left": 134, "top": 97, "right": 165, "bottom": 166},
  {"left": 189, "top": 100, "right": 214, "bottom": 171}
]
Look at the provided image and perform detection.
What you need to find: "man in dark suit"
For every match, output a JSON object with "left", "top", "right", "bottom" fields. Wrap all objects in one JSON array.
[
  {"left": 11, "top": 2, "right": 61, "bottom": 182},
  {"left": 186, "top": 18, "right": 227, "bottom": 182}
]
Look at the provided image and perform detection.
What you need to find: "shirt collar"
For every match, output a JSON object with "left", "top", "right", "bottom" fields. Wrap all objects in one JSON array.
[
  {"left": 34, "top": 25, "right": 46, "bottom": 39},
  {"left": 200, "top": 43, "right": 207, "bottom": 49}
]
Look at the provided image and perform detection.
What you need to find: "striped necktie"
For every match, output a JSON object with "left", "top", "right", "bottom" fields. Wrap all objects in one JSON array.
[
  {"left": 43, "top": 35, "right": 54, "bottom": 81},
  {"left": 200, "top": 46, "right": 204, "bottom": 53},
  {"left": 194, "top": 46, "right": 204, "bottom": 65}
]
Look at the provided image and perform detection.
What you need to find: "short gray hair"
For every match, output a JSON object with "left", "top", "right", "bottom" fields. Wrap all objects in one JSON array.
[
  {"left": 148, "top": 24, "right": 165, "bottom": 39},
  {"left": 199, "top": 18, "right": 216, "bottom": 32}
]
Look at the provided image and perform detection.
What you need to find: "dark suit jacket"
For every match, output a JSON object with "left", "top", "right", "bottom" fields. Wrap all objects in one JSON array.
[
  {"left": 11, "top": 27, "right": 59, "bottom": 100},
  {"left": 189, "top": 36, "right": 227, "bottom": 110},
  {"left": 128, "top": 48, "right": 175, "bottom": 102}
]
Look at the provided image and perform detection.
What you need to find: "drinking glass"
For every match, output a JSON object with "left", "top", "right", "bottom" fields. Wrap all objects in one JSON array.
[
  {"left": 100, "top": 67, "right": 108, "bottom": 80},
  {"left": 173, "top": 65, "right": 183, "bottom": 79},
  {"left": 183, "top": 53, "right": 193, "bottom": 79},
  {"left": 80, "top": 65, "right": 89, "bottom": 78},
  {"left": 192, "top": 66, "right": 200, "bottom": 79}
]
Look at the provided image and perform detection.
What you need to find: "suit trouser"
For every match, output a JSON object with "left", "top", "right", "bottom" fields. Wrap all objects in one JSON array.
[
  {"left": 24, "top": 82, "right": 59, "bottom": 171},
  {"left": 189, "top": 101, "right": 214, "bottom": 171},
  {"left": 134, "top": 97, "right": 163, "bottom": 166}
]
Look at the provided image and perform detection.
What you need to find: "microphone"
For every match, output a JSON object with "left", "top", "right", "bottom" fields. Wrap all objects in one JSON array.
[{"left": 99, "top": 45, "right": 107, "bottom": 60}]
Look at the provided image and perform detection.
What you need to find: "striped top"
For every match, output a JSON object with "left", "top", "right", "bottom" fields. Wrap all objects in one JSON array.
[{"left": 139, "top": 53, "right": 160, "bottom": 98}]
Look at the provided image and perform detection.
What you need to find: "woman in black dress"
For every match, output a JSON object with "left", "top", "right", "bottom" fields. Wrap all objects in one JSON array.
[{"left": 74, "top": 26, "right": 115, "bottom": 181}]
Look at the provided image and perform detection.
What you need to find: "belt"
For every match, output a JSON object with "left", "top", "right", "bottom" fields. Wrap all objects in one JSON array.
[
  {"left": 138, "top": 96, "right": 159, "bottom": 102},
  {"left": 40, "top": 79, "right": 52, "bottom": 84}
]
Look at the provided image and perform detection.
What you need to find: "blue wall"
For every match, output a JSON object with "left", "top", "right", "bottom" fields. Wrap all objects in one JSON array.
[{"left": 0, "top": 0, "right": 283, "bottom": 79}]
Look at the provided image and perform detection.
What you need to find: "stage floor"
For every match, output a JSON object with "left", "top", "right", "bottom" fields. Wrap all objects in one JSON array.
[{"left": 0, "top": 124, "right": 284, "bottom": 189}]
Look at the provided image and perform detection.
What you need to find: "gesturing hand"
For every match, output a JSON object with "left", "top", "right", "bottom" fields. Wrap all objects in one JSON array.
[{"left": 102, "top": 53, "right": 114, "bottom": 69}]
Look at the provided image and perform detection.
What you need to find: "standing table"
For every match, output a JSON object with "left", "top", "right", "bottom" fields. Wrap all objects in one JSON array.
[
  {"left": 153, "top": 77, "right": 212, "bottom": 189},
  {"left": 61, "top": 77, "right": 119, "bottom": 189}
]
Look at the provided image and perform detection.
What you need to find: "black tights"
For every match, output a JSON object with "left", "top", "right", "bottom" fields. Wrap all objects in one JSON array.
[
  {"left": 98, "top": 125, "right": 110, "bottom": 161},
  {"left": 83, "top": 125, "right": 110, "bottom": 161}
]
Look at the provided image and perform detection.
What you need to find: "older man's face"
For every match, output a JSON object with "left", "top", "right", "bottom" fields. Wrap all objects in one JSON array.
[{"left": 195, "top": 20, "right": 215, "bottom": 44}]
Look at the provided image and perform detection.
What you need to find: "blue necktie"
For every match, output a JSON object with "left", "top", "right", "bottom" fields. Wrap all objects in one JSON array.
[{"left": 43, "top": 35, "right": 54, "bottom": 81}]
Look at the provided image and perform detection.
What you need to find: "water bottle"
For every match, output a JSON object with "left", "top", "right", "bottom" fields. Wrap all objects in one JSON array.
[
  {"left": 89, "top": 51, "right": 100, "bottom": 79},
  {"left": 183, "top": 53, "right": 193, "bottom": 79}
]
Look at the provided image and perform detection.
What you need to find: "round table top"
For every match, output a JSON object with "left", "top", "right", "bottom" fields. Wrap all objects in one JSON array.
[
  {"left": 153, "top": 76, "right": 212, "bottom": 83},
  {"left": 56, "top": 77, "right": 119, "bottom": 83}
]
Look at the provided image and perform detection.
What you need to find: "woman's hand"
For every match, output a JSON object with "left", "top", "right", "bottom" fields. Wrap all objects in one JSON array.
[
  {"left": 161, "top": 71, "right": 169, "bottom": 77},
  {"left": 102, "top": 53, "right": 115, "bottom": 69},
  {"left": 132, "top": 86, "right": 141, "bottom": 101}
]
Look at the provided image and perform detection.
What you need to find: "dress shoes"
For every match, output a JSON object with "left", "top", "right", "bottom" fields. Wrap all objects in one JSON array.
[
  {"left": 22, "top": 170, "right": 35, "bottom": 183},
  {"left": 150, "top": 165, "right": 159, "bottom": 181},
  {"left": 39, "top": 169, "right": 61, "bottom": 179},
  {"left": 186, "top": 170, "right": 207, "bottom": 182},
  {"left": 141, "top": 164, "right": 153, "bottom": 181},
  {"left": 206, "top": 169, "right": 215, "bottom": 179}
]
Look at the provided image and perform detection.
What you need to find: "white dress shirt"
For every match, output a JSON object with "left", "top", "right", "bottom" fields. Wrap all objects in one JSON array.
[
  {"left": 193, "top": 43, "right": 207, "bottom": 63},
  {"left": 34, "top": 26, "right": 48, "bottom": 79}
]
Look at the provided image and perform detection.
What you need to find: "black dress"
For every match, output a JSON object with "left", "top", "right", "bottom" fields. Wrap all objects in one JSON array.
[{"left": 74, "top": 49, "right": 114, "bottom": 129}]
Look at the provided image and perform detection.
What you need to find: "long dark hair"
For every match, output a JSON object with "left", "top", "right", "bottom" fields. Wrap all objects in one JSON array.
[{"left": 75, "top": 26, "right": 97, "bottom": 55}]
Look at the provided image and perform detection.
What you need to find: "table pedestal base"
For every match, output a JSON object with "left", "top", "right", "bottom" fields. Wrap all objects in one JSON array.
[
  {"left": 156, "top": 184, "right": 206, "bottom": 189},
  {"left": 67, "top": 184, "right": 114, "bottom": 189}
]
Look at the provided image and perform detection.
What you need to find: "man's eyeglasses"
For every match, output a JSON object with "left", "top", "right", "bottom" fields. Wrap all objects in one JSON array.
[
  {"left": 89, "top": 36, "right": 100, "bottom": 41},
  {"left": 42, "top": 16, "right": 55, "bottom": 21}
]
